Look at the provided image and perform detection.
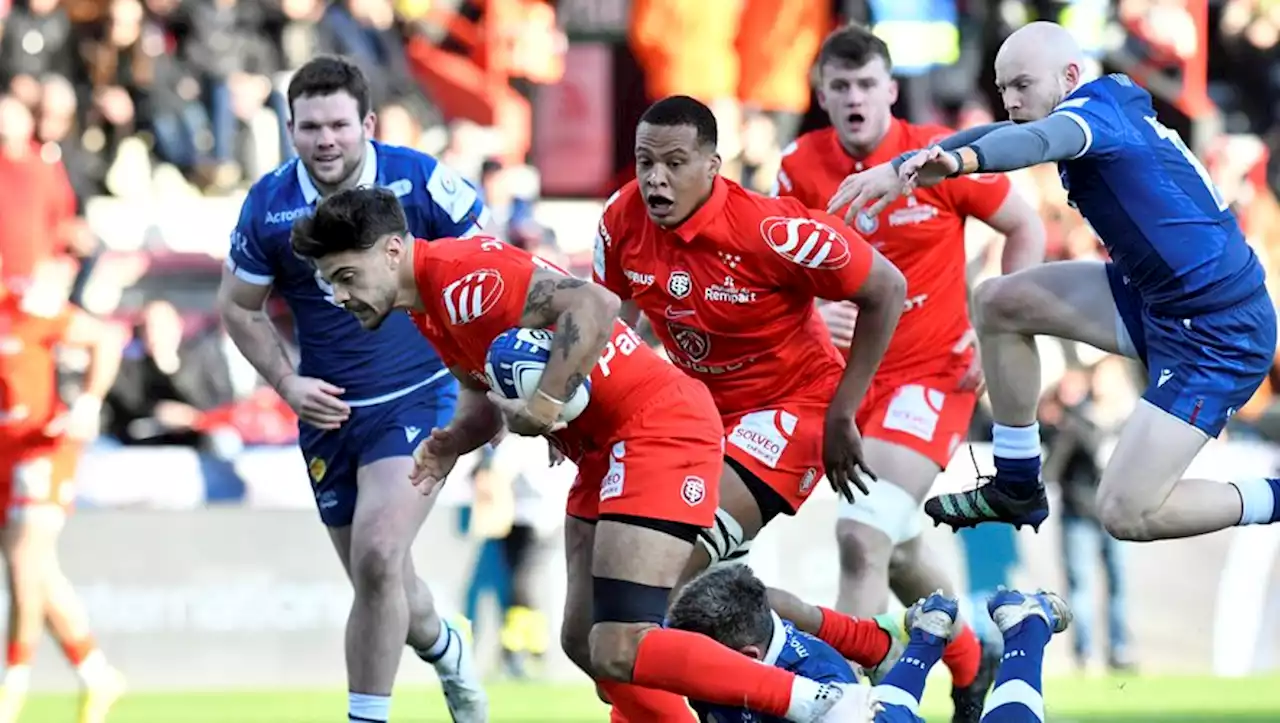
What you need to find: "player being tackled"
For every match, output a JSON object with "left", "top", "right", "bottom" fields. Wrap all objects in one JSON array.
[{"left": 830, "top": 21, "right": 1280, "bottom": 541}]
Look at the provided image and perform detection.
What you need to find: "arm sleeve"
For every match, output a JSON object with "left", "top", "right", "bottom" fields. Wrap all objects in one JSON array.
[
  {"left": 422, "top": 158, "right": 489, "bottom": 238},
  {"left": 968, "top": 114, "right": 1090, "bottom": 172},
  {"left": 591, "top": 192, "right": 632, "bottom": 300},
  {"left": 891, "top": 122, "right": 1014, "bottom": 170},
  {"left": 226, "top": 195, "right": 275, "bottom": 286},
  {"left": 767, "top": 201, "right": 874, "bottom": 301}
]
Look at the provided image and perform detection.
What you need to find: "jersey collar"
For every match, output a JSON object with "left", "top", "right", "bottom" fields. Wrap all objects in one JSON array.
[
  {"left": 671, "top": 176, "right": 729, "bottom": 243},
  {"left": 762, "top": 611, "right": 787, "bottom": 666},
  {"left": 831, "top": 118, "right": 907, "bottom": 170},
  {"left": 298, "top": 140, "right": 380, "bottom": 205}
]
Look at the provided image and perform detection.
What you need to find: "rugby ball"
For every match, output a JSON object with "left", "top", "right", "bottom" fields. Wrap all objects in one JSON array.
[{"left": 485, "top": 328, "right": 592, "bottom": 424}]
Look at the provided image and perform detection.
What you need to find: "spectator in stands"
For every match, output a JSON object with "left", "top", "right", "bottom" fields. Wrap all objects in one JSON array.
[
  {"left": 36, "top": 74, "right": 107, "bottom": 202},
  {"left": 0, "top": 93, "right": 80, "bottom": 293},
  {"left": 104, "top": 299, "right": 235, "bottom": 446},
  {"left": 319, "top": 0, "right": 434, "bottom": 115},
  {"left": 1041, "top": 363, "right": 1135, "bottom": 674},
  {"left": 0, "top": 0, "right": 82, "bottom": 108}
]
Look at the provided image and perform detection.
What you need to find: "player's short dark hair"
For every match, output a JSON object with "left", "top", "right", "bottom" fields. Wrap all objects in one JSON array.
[
  {"left": 667, "top": 564, "right": 773, "bottom": 651},
  {"left": 638, "top": 95, "right": 718, "bottom": 150},
  {"left": 290, "top": 187, "right": 408, "bottom": 260},
  {"left": 814, "top": 23, "right": 893, "bottom": 83},
  {"left": 287, "top": 55, "right": 372, "bottom": 119}
]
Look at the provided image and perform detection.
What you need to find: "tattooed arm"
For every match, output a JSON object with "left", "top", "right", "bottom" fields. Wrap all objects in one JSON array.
[{"left": 517, "top": 268, "right": 622, "bottom": 408}]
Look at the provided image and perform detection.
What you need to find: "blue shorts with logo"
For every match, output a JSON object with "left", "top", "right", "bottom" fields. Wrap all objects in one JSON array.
[
  {"left": 1107, "top": 263, "right": 1276, "bottom": 437},
  {"left": 300, "top": 376, "right": 458, "bottom": 527}
]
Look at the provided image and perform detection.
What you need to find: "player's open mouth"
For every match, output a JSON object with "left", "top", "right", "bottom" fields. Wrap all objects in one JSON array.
[
  {"left": 846, "top": 112, "right": 865, "bottom": 127},
  {"left": 646, "top": 195, "right": 674, "bottom": 214}
]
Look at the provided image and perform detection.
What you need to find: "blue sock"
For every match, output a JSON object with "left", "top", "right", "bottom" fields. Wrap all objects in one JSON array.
[
  {"left": 872, "top": 629, "right": 947, "bottom": 719},
  {"left": 1231, "top": 478, "right": 1280, "bottom": 525},
  {"left": 349, "top": 692, "right": 390, "bottom": 722},
  {"left": 980, "top": 617, "right": 1050, "bottom": 722},
  {"left": 991, "top": 423, "right": 1042, "bottom": 492}
]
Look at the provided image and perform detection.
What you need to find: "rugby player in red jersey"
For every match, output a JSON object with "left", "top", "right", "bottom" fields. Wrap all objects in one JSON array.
[
  {"left": 289, "top": 186, "right": 881, "bottom": 723},
  {"left": 775, "top": 25, "right": 1046, "bottom": 721}
]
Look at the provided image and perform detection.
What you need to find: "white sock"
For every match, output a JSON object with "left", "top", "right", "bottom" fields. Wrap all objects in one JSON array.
[
  {"left": 76, "top": 649, "right": 109, "bottom": 686},
  {"left": 416, "top": 619, "right": 452, "bottom": 662},
  {"left": 785, "top": 676, "right": 834, "bottom": 722},
  {"left": 348, "top": 692, "right": 390, "bottom": 722},
  {"left": 992, "top": 423, "right": 1042, "bottom": 459},
  {"left": 1231, "top": 478, "right": 1278, "bottom": 525},
  {"left": 3, "top": 665, "right": 30, "bottom": 691}
]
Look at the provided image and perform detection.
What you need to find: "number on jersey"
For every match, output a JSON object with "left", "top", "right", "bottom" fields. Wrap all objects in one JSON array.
[{"left": 1144, "top": 116, "right": 1228, "bottom": 211}]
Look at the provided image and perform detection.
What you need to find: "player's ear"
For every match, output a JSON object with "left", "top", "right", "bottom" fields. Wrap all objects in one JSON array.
[
  {"left": 1064, "top": 62, "right": 1081, "bottom": 91},
  {"left": 363, "top": 111, "right": 377, "bottom": 137},
  {"left": 709, "top": 152, "right": 722, "bottom": 179},
  {"left": 739, "top": 644, "right": 764, "bottom": 661}
]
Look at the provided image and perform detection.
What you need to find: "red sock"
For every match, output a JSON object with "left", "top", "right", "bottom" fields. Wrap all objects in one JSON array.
[
  {"left": 942, "top": 624, "right": 980, "bottom": 687},
  {"left": 815, "top": 607, "right": 892, "bottom": 668},
  {"left": 631, "top": 628, "right": 795, "bottom": 716},
  {"left": 6, "top": 641, "right": 32, "bottom": 668},
  {"left": 598, "top": 680, "right": 694, "bottom": 722},
  {"left": 61, "top": 637, "right": 96, "bottom": 666}
]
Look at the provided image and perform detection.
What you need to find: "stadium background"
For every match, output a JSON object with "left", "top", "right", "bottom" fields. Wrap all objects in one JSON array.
[{"left": 4, "top": 0, "right": 1280, "bottom": 719}]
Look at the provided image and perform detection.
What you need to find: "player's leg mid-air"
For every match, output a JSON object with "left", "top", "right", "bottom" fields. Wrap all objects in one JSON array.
[
  {"left": 872, "top": 588, "right": 1071, "bottom": 723},
  {"left": 815, "top": 21, "right": 1280, "bottom": 539}
]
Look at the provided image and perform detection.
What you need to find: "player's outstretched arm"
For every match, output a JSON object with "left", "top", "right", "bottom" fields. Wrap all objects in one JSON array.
[
  {"left": 928, "top": 113, "right": 1088, "bottom": 178},
  {"left": 513, "top": 268, "right": 622, "bottom": 425},
  {"left": 888, "top": 121, "right": 1014, "bottom": 171},
  {"left": 442, "top": 369, "right": 505, "bottom": 455},
  {"left": 216, "top": 266, "right": 297, "bottom": 390}
]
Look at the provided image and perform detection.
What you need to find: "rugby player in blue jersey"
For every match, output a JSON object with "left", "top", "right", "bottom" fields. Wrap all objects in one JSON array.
[
  {"left": 671, "top": 565, "right": 1071, "bottom": 723},
  {"left": 215, "top": 56, "right": 489, "bottom": 723},
  {"left": 830, "top": 21, "right": 1280, "bottom": 542}
]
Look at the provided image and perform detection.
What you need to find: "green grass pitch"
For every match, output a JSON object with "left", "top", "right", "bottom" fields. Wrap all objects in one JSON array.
[{"left": 19, "top": 675, "right": 1280, "bottom": 721}]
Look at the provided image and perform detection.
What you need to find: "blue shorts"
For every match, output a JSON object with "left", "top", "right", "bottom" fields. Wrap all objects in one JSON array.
[
  {"left": 299, "top": 378, "right": 458, "bottom": 527},
  {"left": 1108, "top": 264, "right": 1276, "bottom": 437}
]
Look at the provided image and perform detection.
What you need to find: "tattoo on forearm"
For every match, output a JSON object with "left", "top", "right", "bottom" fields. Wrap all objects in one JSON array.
[
  {"left": 563, "top": 372, "right": 586, "bottom": 400},
  {"left": 555, "top": 311, "right": 582, "bottom": 360},
  {"left": 521, "top": 276, "right": 587, "bottom": 326}
]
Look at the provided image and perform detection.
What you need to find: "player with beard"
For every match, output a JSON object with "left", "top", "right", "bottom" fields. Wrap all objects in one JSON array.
[
  {"left": 774, "top": 25, "right": 1046, "bottom": 721},
  {"left": 291, "top": 186, "right": 882, "bottom": 723},
  {"left": 216, "top": 56, "right": 488, "bottom": 723}
]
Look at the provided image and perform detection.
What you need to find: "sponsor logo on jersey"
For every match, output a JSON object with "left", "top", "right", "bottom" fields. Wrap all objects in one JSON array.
[
  {"left": 799, "top": 467, "right": 818, "bottom": 495},
  {"left": 264, "top": 207, "right": 312, "bottom": 225},
  {"left": 728, "top": 409, "right": 798, "bottom": 469},
  {"left": 625, "top": 269, "right": 655, "bottom": 287},
  {"left": 667, "top": 321, "right": 710, "bottom": 362},
  {"left": 667, "top": 270, "right": 693, "bottom": 299},
  {"left": 855, "top": 212, "right": 879, "bottom": 235},
  {"left": 887, "top": 196, "right": 939, "bottom": 227},
  {"left": 442, "top": 269, "right": 505, "bottom": 324},
  {"left": 760, "top": 217, "right": 851, "bottom": 270},
  {"left": 704, "top": 276, "right": 757, "bottom": 304}
]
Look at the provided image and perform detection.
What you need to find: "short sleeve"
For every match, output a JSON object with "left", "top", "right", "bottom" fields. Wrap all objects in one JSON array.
[
  {"left": 422, "top": 157, "right": 489, "bottom": 239},
  {"left": 945, "top": 171, "right": 1013, "bottom": 222},
  {"left": 226, "top": 195, "right": 275, "bottom": 286},
  {"left": 592, "top": 191, "right": 631, "bottom": 300},
  {"left": 1050, "top": 83, "right": 1126, "bottom": 160},
  {"left": 762, "top": 200, "right": 874, "bottom": 302},
  {"left": 428, "top": 238, "right": 536, "bottom": 340},
  {"left": 771, "top": 142, "right": 823, "bottom": 209}
]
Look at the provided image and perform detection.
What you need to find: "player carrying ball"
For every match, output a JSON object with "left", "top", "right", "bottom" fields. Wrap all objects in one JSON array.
[{"left": 290, "top": 186, "right": 878, "bottom": 723}]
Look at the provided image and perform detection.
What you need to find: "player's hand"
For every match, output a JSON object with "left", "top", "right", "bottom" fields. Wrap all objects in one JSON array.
[
  {"left": 952, "top": 328, "right": 986, "bottom": 395},
  {"left": 410, "top": 426, "right": 461, "bottom": 495},
  {"left": 818, "top": 301, "right": 859, "bottom": 350},
  {"left": 548, "top": 444, "right": 566, "bottom": 467},
  {"left": 279, "top": 374, "right": 350, "bottom": 430},
  {"left": 827, "top": 162, "right": 907, "bottom": 225},
  {"left": 44, "top": 395, "right": 102, "bottom": 441},
  {"left": 822, "top": 412, "right": 875, "bottom": 502},
  {"left": 899, "top": 146, "right": 959, "bottom": 192},
  {"left": 486, "top": 392, "right": 568, "bottom": 437}
]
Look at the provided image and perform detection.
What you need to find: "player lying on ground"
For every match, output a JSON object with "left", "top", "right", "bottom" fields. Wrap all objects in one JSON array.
[
  {"left": 669, "top": 564, "right": 1071, "bottom": 723},
  {"left": 216, "top": 56, "right": 487, "bottom": 723},
  {"left": 828, "top": 21, "right": 1280, "bottom": 540},
  {"left": 774, "top": 24, "right": 1046, "bottom": 719},
  {"left": 0, "top": 256, "right": 127, "bottom": 723},
  {"left": 290, "top": 185, "right": 877, "bottom": 722}
]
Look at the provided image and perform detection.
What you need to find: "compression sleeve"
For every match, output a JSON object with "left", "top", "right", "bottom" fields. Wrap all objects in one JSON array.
[
  {"left": 890, "top": 122, "right": 1013, "bottom": 170},
  {"left": 967, "top": 114, "right": 1089, "bottom": 172}
]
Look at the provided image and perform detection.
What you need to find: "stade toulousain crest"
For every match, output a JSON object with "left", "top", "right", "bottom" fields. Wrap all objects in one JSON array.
[{"left": 667, "top": 270, "right": 692, "bottom": 299}]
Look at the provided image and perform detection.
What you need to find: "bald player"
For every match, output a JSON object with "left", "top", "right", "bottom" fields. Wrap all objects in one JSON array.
[{"left": 828, "top": 21, "right": 1280, "bottom": 541}]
